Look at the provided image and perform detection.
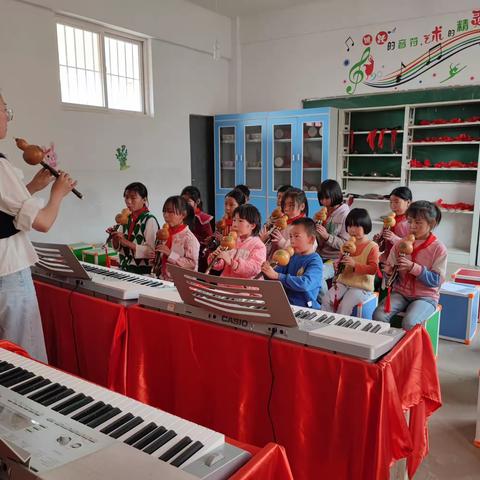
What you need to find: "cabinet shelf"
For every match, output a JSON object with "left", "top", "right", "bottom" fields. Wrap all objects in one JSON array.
[
  {"left": 344, "top": 176, "right": 401, "bottom": 180},
  {"left": 344, "top": 197, "right": 389, "bottom": 203},
  {"left": 303, "top": 137, "right": 323, "bottom": 142},
  {"left": 342, "top": 154, "right": 402, "bottom": 157},
  {"left": 304, "top": 168, "right": 322, "bottom": 171},
  {"left": 408, "top": 167, "right": 478, "bottom": 171},
  {"left": 274, "top": 138, "right": 292, "bottom": 143},
  {"left": 440, "top": 209, "right": 474, "bottom": 215},
  {"left": 409, "top": 121, "right": 480, "bottom": 130},
  {"left": 343, "top": 130, "right": 404, "bottom": 135},
  {"left": 408, "top": 141, "right": 480, "bottom": 146},
  {"left": 409, "top": 179, "right": 476, "bottom": 184}
]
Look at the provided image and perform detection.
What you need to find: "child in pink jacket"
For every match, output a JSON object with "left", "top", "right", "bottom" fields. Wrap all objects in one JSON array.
[{"left": 210, "top": 204, "right": 266, "bottom": 279}]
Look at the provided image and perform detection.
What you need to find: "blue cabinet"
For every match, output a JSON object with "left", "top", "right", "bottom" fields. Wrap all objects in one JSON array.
[{"left": 214, "top": 108, "right": 337, "bottom": 221}]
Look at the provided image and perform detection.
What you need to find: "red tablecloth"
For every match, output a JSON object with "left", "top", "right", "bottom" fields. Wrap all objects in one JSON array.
[
  {"left": 35, "top": 281, "right": 126, "bottom": 388},
  {"left": 34, "top": 281, "right": 441, "bottom": 480},
  {"left": 34, "top": 281, "right": 293, "bottom": 480},
  {"left": 117, "top": 306, "right": 441, "bottom": 480}
]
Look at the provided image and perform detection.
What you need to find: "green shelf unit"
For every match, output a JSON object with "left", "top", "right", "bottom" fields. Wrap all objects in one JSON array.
[{"left": 334, "top": 95, "right": 480, "bottom": 266}]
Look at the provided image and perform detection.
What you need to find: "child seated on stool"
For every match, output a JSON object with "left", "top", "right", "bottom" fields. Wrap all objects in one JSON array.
[
  {"left": 373, "top": 201, "right": 447, "bottom": 330},
  {"left": 261, "top": 218, "right": 323, "bottom": 309},
  {"left": 321, "top": 208, "right": 379, "bottom": 315},
  {"left": 210, "top": 204, "right": 266, "bottom": 279}
]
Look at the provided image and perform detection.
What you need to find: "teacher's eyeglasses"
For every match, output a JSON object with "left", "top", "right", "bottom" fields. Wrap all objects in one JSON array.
[
  {"left": 5, "top": 107, "right": 14, "bottom": 122},
  {"left": 2, "top": 106, "right": 13, "bottom": 122}
]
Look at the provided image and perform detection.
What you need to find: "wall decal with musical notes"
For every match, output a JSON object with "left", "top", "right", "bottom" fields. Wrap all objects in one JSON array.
[{"left": 343, "top": 9, "right": 480, "bottom": 95}]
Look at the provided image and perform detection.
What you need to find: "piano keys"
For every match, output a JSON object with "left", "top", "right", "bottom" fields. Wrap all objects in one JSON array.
[
  {"left": 138, "top": 291, "right": 405, "bottom": 362},
  {"left": 0, "top": 348, "right": 250, "bottom": 479},
  {"left": 31, "top": 262, "right": 175, "bottom": 302}
]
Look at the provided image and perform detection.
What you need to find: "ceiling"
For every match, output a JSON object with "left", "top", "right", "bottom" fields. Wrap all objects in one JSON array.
[{"left": 187, "top": 0, "right": 328, "bottom": 18}]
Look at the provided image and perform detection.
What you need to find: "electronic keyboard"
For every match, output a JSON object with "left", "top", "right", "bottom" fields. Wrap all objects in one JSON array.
[
  {"left": 32, "top": 262, "right": 175, "bottom": 301},
  {"left": 138, "top": 291, "right": 405, "bottom": 362},
  {"left": 0, "top": 349, "right": 250, "bottom": 479}
]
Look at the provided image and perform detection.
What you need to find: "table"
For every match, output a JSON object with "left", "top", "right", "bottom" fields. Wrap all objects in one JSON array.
[
  {"left": 35, "top": 280, "right": 441, "bottom": 480},
  {"left": 34, "top": 281, "right": 292, "bottom": 480}
]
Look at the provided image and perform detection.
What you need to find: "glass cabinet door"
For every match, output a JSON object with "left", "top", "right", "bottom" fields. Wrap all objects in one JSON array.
[
  {"left": 272, "top": 123, "right": 293, "bottom": 192},
  {"left": 244, "top": 125, "right": 263, "bottom": 192},
  {"left": 301, "top": 120, "right": 323, "bottom": 193},
  {"left": 219, "top": 126, "right": 236, "bottom": 189}
]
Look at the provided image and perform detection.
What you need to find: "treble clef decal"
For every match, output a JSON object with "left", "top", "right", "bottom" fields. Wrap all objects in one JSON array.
[{"left": 346, "top": 47, "right": 371, "bottom": 95}]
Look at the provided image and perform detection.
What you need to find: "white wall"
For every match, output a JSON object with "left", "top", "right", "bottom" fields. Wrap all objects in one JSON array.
[
  {"left": 0, "top": 0, "right": 232, "bottom": 244},
  {"left": 240, "top": 0, "right": 480, "bottom": 112}
]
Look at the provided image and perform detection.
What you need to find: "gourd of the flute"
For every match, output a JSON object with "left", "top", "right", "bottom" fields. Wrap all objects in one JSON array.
[
  {"left": 115, "top": 210, "right": 131, "bottom": 225},
  {"left": 156, "top": 223, "right": 170, "bottom": 242},
  {"left": 228, "top": 231, "right": 238, "bottom": 241},
  {"left": 216, "top": 217, "right": 227, "bottom": 231},
  {"left": 398, "top": 234, "right": 415, "bottom": 254},
  {"left": 271, "top": 207, "right": 283, "bottom": 219},
  {"left": 341, "top": 236, "right": 357, "bottom": 255},
  {"left": 276, "top": 215, "right": 289, "bottom": 230},
  {"left": 271, "top": 249, "right": 291, "bottom": 267},
  {"left": 286, "top": 246, "right": 295, "bottom": 257},
  {"left": 221, "top": 234, "right": 236, "bottom": 250},
  {"left": 383, "top": 212, "right": 396, "bottom": 229},
  {"left": 15, "top": 138, "right": 44, "bottom": 165},
  {"left": 314, "top": 207, "right": 328, "bottom": 224}
]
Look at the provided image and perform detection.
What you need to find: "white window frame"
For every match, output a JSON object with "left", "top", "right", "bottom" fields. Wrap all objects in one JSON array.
[{"left": 55, "top": 16, "right": 153, "bottom": 116}]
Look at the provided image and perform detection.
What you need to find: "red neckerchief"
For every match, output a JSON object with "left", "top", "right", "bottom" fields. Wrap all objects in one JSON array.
[
  {"left": 166, "top": 223, "right": 187, "bottom": 249},
  {"left": 127, "top": 206, "right": 149, "bottom": 240},
  {"left": 287, "top": 213, "right": 306, "bottom": 225},
  {"left": 408, "top": 233, "right": 437, "bottom": 295},
  {"left": 392, "top": 213, "right": 406, "bottom": 235},
  {"left": 224, "top": 217, "right": 233, "bottom": 235},
  {"left": 195, "top": 207, "right": 201, "bottom": 215},
  {"left": 162, "top": 224, "right": 188, "bottom": 275}
]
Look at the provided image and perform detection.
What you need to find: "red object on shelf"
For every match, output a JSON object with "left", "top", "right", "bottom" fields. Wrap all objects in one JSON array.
[
  {"left": 366, "top": 129, "right": 378, "bottom": 151},
  {"left": 414, "top": 133, "right": 480, "bottom": 143},
  {"left": 466, "top": 116, "right": 480, "bottom": 122},
  {"left": 436, "top": 199, "right": 474, "bottom": 211},
  {"left": 410, "top": 159, "right": 477, "bottom": 169}
]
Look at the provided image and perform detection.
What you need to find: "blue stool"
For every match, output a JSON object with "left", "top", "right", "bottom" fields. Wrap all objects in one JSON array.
[
  {"left": 352, "top": 292, "right": 378, "bottom": 320},
  {"left": 439, "top": 282, "right": 479, "bottom": 345}
]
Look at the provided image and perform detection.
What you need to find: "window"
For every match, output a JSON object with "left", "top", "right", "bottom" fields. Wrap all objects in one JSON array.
[{"left": 56, "top": 19, "right": 148, "bottom": 113}]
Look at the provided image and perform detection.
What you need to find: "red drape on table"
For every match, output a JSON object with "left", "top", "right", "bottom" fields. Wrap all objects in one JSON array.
[
  {"left": 32, "top": 283, "right": 293, "bottom": 480},
  {"left": 227, "top": 438, "right": 293, "bottom": 480},
  {"left": 122, "top": 306, "right": 441, "bottom": 480},
  {"left": 34, "top": 281, "right": 126, "bottom": 388},
  {"left": 0, "top": 340, "right": 31, "bottom": 358}
]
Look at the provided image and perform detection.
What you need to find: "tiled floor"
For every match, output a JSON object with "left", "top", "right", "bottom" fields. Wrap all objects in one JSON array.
[{"left": 414, "top": 264, "right": 480, "bottom": 479}]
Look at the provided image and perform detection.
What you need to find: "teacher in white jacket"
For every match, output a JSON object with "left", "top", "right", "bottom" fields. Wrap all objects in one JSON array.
[{"left": 0, "top": 91, "right": 76, "bottom": 361}]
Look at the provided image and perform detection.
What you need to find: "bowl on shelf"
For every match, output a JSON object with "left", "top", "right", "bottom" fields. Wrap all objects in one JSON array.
[
  {"left": 221, "top": 134, "right": 234, "bottom": 142},
  {"left": 247, "top": 133, "right": 262, "bottom": 141},
  {"left": 274, "top": 157, "right": 284, "bottom": 167},
  {"left": 307, "top": 127, "right": 317, "bottom": 138},
  {"left": 274, "top": 129, "right": 284, "bottom": 139}
]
